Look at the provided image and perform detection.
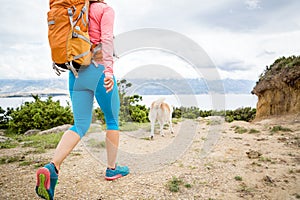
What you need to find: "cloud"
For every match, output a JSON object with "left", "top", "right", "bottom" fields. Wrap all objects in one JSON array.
[
  {"left": 189, "top": 0, "right": 300, "bottom": 33},
  {"left": 114, "top": 50, "right": 203, "bottom": 79},
  {"left": 0, "top": 42, "right": 57, "bottom": 79},
  {"left": 0, "top": 1, "right": 48, "bottom": 44},
  {"left": 256, "top": 50, "right": 276, "bottom": 58},
  {"left": 245, "top": 0, "right": 261, "bottom": 10},
  {"left": 111, "top": 0, "right": 239, "bottom": 32},
  {"left": 218, "top": 61, "right": 247, "bottom": 71},
  {"left": 0, "top": 0, "right": 51, "bottom": 79},
  {"left": 190, "top": 28, "right": 300, "bottom": 80}
]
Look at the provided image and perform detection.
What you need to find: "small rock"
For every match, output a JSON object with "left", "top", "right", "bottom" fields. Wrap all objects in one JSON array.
[
  {"left": 39, "top": 124, "right": 72, "bottom": 135},
  {"left": 20, "top": 141, "right": 34, "bottom": 146},
  {"left": 277, "top": 137, "right": 288, "bottom": 142},
  {"left": 0, "top": 135, "right": 12, "bottom": 142},
  {"left": 256, "top": 138, "right": 268, "bottom": 141},
  {"left": 246, "top": 150, "right": 262, "bottom": 159},
  {"left": 0, "top": 130, "right": 5, "bottom": 136},
  {"left": 19, "top": 156, "right": 25, "bottom": 161},
  {"left": 263, "top": 175, "right": 273, "bottom": 183},
  {"left": 24, "top": 129, "right": 41, "bottom": 136}
]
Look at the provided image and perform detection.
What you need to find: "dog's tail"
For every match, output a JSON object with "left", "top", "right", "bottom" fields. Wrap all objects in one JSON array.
[{"left": 152, "top": 97, "right": 166, "bottom": 109}]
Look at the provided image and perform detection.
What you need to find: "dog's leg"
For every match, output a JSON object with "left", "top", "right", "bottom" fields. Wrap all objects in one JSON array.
[
  {"left": 159, "top": 121, "right": 165, "bottom": 137},
  {"left": 150, "top": 120, "right": 155, "bottom": 139},
  {"left": 169, "top": 120, "right": 174, "bottom": 134},
  {"left": 149, "top": 109, "right": 157, "bottom": 139}
]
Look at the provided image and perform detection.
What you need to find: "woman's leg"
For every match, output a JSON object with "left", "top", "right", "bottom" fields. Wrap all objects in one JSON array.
[
  {"left": 36, "top": 66, "right": 101, "bottom": 199},
  {"left": 51, "top": 130, "right": 80, "bottom": 171},
  {"left": 95, "top": 75, "right": 120, "bottom": 168},
  {"left": 52, "top": 70, "right": 95, "bottom": 170},
  {"left": 105, "top": 130, "right": 119, "bottom": 169}
]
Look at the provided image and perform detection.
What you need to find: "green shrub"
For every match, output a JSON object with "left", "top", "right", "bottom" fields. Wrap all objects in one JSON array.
[
  {"left": 225, "top": 107, "right": 256, "bottom": 122},
  {"left": 94, "top": 107, "right": 105, "bottom": 124},
  {"left": 235, "top": 176, "right": 243, "bottom": 181},
  {"left": 166, "top": 176, "right": 192, "bottom": 192},
  {"left": 249, "top": 128, "right": 260, "bottom": 134},
  {"left": 167, "top": 176, "right": 183, "bottom": 192},
  {"left": 259, "top": 55, "right": 300, "bottom": 81},
  {"left": 8, "top": 95, "right": 73, "bottom": 134},
  {"left": 0, "top": 140, "right": 18, "bottom": 149},
  {"left": 234, "top": 126, "right": 248, "bottom": 134},
  {"left": 270, "top": 125, "right": 292, "bottom": 133},
  {"left": 129, "top": 104, "right": 148, "bottom": 123},
  {"left": 184, "top": 183, "right": 192, "bottom": 188},
  {"left": 172, "top": 106, "right": 256, "bottom": 122},
  {"left": 225, "top": 115, "right": 234, "bottom": 122},
  {"left": 172, "top": 107, "right": 182, "bottom": 118},
  {"left": 95, "top": 79, "right": 149, "bottom": 123},
  {"left": 0, "top": 156, "right": 21, "bottom": 164},
  {"left": 0, "top": 106, "right": 14, "bottom": 129}
]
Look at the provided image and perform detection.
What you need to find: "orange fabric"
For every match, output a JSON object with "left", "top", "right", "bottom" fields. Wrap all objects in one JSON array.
[
  {"left": 48, "top": 0, "right": 91, "bottom": 65},
  {"left": 91, "top": 44, "right": 103, "bottom": 62}
]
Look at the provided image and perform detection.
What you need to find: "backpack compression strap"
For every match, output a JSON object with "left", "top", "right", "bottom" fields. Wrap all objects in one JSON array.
[
  {"left": 58, "top": 0, "right": 90, "bottom": 78},
  {"left": 67, "top": 1, "right": 91, "bottom": 61}
]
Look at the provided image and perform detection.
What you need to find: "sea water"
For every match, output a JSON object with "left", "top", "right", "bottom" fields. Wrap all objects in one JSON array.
[{"left": 0, "top": 94, "right": 257, "bottom": 111}]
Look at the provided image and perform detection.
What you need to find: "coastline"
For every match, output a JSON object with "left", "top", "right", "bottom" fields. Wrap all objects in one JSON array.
[{"left": 0, "top": 89, "right": 69, "bottom": 98}]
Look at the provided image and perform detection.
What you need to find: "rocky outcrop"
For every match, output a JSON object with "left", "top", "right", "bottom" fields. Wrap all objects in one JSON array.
[
  {"left": 24, "top": 129, "right": 41, "bottom": 136},
  {"left": 252, "top": 56, "right": 300, "bottom": 119},
  {"left": 38, "top": 124, "right": 72, "bottom": 135},
  {"left": 0, "top": 135, "right": 13, "bottom": 143}
]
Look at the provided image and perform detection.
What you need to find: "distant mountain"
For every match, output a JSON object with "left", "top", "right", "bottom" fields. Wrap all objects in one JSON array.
[
  {"left": 0, "top": 79, "right": 68, "bottom": 97},
  {"left": 0, "top": 78, "right": 255, "bottom": 97},
  {"left": 126, "top": 78, "right": 256, "bottom": 95}
]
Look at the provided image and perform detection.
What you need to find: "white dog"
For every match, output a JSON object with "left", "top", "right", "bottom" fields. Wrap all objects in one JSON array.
[{"left": 148, "top": 97, "right": 174, "bottom": 139}]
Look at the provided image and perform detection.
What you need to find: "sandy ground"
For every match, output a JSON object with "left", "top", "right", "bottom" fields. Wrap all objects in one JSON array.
[{"left": 0, "top": 114, "right": 299, "bottom": 200}]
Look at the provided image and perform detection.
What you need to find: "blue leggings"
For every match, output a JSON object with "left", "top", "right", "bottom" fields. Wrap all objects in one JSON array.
[{"left": 68, "top": 64, "right": 120, "bottom": 138}]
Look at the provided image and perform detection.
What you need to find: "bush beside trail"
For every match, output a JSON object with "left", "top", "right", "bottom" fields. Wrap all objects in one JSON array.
[
  {"left": 172, "top": 106, "right": 256, "bottom": 122},
  {"left": 6, "top": 95, "right": 73, "bottom": 134}
]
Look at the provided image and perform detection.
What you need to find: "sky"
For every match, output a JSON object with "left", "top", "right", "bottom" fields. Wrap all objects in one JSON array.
[{"left": 0, "top": 0, "right": 299, "bottom": 81}]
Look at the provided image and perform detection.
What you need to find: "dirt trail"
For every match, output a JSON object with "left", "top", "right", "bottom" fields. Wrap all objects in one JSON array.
[{"left": 0, "top": 115, "right": 299, "bottom": 200}]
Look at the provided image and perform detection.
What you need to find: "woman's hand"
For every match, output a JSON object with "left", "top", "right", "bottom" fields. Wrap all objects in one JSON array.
[
  {"left": 104, "top": 77, "right": 114, "bottom": 93},
  {"left": 93, "top": 50, "right": 103, "bottom": 63}
]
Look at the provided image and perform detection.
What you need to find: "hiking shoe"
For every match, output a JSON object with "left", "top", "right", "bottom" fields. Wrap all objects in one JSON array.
[
  {"left": 105, "top": 164, "right": 129, "bottom": 181},
  {"left": 35, "top": 163, "right": 58, "bottom": 200}
]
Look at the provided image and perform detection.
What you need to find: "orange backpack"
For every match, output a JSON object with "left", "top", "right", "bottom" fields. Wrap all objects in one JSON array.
[{"left": 47, "top": 0, "right": 92, "bottom": 78}]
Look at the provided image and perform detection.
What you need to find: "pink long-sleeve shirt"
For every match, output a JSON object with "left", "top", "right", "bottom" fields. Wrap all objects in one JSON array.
[{"left": 88, "top": 2, "right": 115, "bottom": 78}]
